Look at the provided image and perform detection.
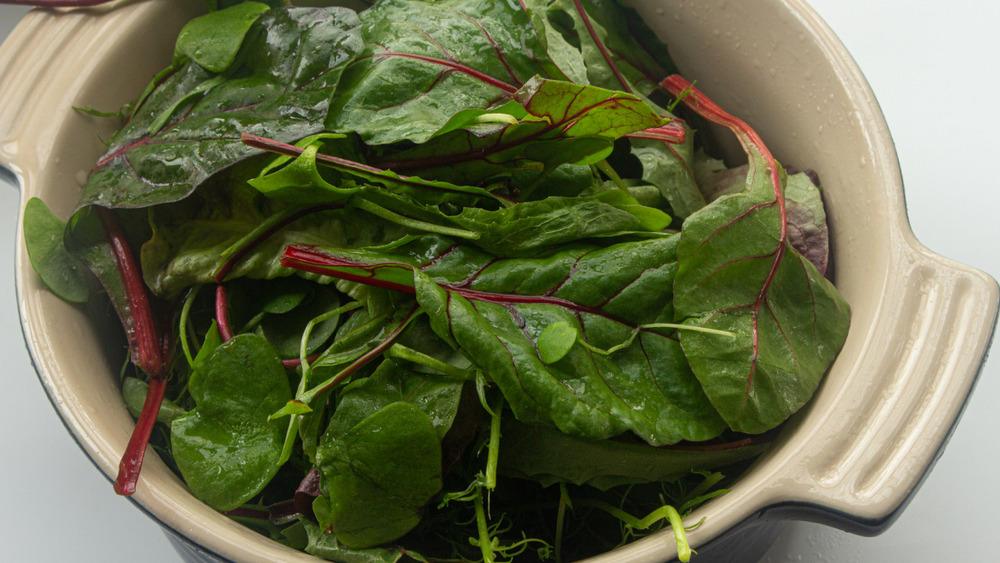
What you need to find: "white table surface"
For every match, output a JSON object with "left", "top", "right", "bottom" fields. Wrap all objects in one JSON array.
[{"left": 1, "top": 2, "right": 996, "bottom": 562}]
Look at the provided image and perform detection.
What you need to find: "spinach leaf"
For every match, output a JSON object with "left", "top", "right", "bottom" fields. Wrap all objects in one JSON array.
[
  {"left": 79, "top": 6, "right": 363, "bottom": 210},
  {"left": 282, "top": 236, "right": 727, "bottom": 446},
  {"left": 326, "top": 358, "right": 465, "bottom": 440},
  {"left": 664, "top": 77, "right": 850, "bottom": 434},
  {"left": 315, "top": 402, "right": 442, "bottom": 548},
  {"left": 170, "top": 334, "right": 291, "bottom": 511},
  {"left": 327, "top": 0, "right": 564, "bottom": 145},
  {"left": 22, "top": 197, "right": 89, "bottom": 303},
  {"left": 174, "top": 2, "right": 271, "bottom": 72}
]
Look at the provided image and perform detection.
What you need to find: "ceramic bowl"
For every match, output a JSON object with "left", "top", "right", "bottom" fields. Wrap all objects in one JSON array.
[{"left": 2, "top": 1, "right": 997, "bottom": 562}]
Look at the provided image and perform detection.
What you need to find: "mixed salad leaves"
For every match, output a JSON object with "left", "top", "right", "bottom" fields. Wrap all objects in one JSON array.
[{"left": 22, "top": 0, "right": 850, "bottom": 561}]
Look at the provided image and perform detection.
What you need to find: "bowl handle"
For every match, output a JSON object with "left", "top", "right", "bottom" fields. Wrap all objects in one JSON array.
[{"left": 769, "top": 237, "right": 998, "bottom": 534}]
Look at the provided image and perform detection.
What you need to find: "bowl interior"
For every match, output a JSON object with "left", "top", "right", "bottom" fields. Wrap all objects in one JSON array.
[{"left": 6, "top": 1, "right": 993, "bottom": 562}]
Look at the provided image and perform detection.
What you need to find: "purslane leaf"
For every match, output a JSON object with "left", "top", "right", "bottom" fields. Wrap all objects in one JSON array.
[
  {"left": 79, "top": 7, "right": 363, "bottom": 210},
  {"left": 664, "top": 76, "right": 850, "bottom": 434}
]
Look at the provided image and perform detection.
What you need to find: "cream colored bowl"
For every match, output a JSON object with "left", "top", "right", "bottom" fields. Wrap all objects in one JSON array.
[{"left": 2, "top": 1, "right": 997, "bottom": 562}]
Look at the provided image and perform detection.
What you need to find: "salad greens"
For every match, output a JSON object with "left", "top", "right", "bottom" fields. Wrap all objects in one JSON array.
[{"left": 22, "top": 0, "right": 850, "bottom": 561}]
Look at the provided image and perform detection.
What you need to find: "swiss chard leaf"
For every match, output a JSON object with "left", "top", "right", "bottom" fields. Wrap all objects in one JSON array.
[
  {"left": 664, "top": 76, "right": 850, "bottom": 434},
  {"left": 170, "top": 334, "right": 291, "bottom": 511},
  {"left": 315, "top": 402, "right": 442, "bottom": 548},
  {"left": 282, "top": 236, "right": 727, "bottom": 446},
  {"left": 79, "top": 6, "right": 363, "bottom": 210},
  {"left": 140, "top": 179, "right": 406, "bottom": 297},
  {"left": 376, "top": 77, "right": 666, "bottom": 189},
  {"left": 546, "top": 0, "right": 677, "bottom": 95},
  {"left": 327, "top": 0, "right": 566, "bottom": 145}
]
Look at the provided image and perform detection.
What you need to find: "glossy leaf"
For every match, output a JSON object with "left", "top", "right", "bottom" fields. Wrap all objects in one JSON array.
[
  {"left": 325, "top": 358, "right": 465, "bottom": 440},
  {"left": 170, "top": 334, "right": 291, "bottom": 511},
  {"left": 315, "top": 402, "right": 442, "bottom": 548},
  {"left": 174, "top": 2, "right": 271, "bottom": 72},
  {"left": 282, "top": 236, "right": 727, "bottom": 446},
  {"left": 22, "top": 197, "right": 89, "bottom": 303},
  {"left": 79, "top": 7, "right": 363, "bottom": 210},
  {"left": 327, "top": 0, "right": 564, "bottom": 145},
  {"left": 664, "top": 76, "right": 850, "bottom": 434}
]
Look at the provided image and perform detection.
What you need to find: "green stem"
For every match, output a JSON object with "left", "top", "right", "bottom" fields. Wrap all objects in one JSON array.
[
  {"left": 554, "top": 483, "right": 571, "bottom": 563},
  {"left": 178, "top": 285, "right": 201, "bottom": 367},
  {"left": 473, "top": 488, "right": 496, "bottom": 563},
  {"left": 299, "top": 302, "right": 362, "bottom": 378},
  {"left": 596, "top": 160, "right": 629, "bottom": 192},
  {"left": 577, "top": 322, "right": 734, "bottom": 357},
  {"left": 293, "top": 306, "right": 423, "bottom": 407},
  {"left": 484, "top": 395, "right": 504, "bottom": 491},
  {"left": 385, "top": 344, "right": 474, "bottom": 379},
  {"left": 353, "top": 198, "right": 480, "bottom": 240}
]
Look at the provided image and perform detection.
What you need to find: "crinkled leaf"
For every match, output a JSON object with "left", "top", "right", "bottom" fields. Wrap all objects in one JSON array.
[
  {"left": 80, "top": 7, "right": 363, "bottom": 210},
  {"left": 499, "top": 419, "right": 765, "bottom": 490},
  {"left": 174, "top": 2, "right": 271, "bottom": 72},
  {"left": 283, "top": 236, "right": 726, "bottom": 446},
  {"left": 22, "top": 197, "right": 89, "bottom": 303},
  {"left": 316, "top": 402, "right": 442, "bottom": 548},
  {"left": 170, "top": 334, "right": 291, "bottom": 511},
  {"left": 327, "top": 0, "right": 564, "bottom": 145},
  {"left": 665, "top": 77, "right": 850, "bottom": 434}
]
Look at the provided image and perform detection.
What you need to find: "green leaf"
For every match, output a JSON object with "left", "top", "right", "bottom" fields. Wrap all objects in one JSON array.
[
  {"left": 327, "top": 0, "right": 563, "bottom": 145},
  {"left": 631, "top": 136, "right": 707, "bottom": 219},
  {"left": 538, "top": 321, "right": 577, "bottom": 364},
  {"left": 375, "top": 77, "right": 665, "bottom": 189},
  {"left": 316, "top": 402, "right": 443, "bottom": 548},
  {"left": 283, "top": 236, "right": 726, "bottom": 446},
  {"left": 140, "top": 180, "right": 407, "bottom": 297},
  {"left": 666, "top": 77, "right": 850, "bottom": 434},
  {"left": 22, "top": 198, "right": 89, "bottom": 303},
  {"left": 325, "top": 358, "right": 465, "bottom": 440},
  {"left": 170, "top": 334, "right": 291, "bottom": 511},
  {"left": 80, "top": 6, "right": 363, "bottom": 210},
  {"left": 301, "top": 521, "right": 403, "bottom": 563},
  {"left": 499, "top": 419, "right": 765, "bottom": 490},
  {"left": 175, "top": 2, "right": 271, "bottom": 72},
  {"left": 546, "top": 0, "right": 677, "bottom": 94}
]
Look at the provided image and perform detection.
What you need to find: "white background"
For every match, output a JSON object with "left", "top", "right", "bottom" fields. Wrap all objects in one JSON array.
[{"left": 0, "top": 1, "right": 997, "bottom": 562}]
